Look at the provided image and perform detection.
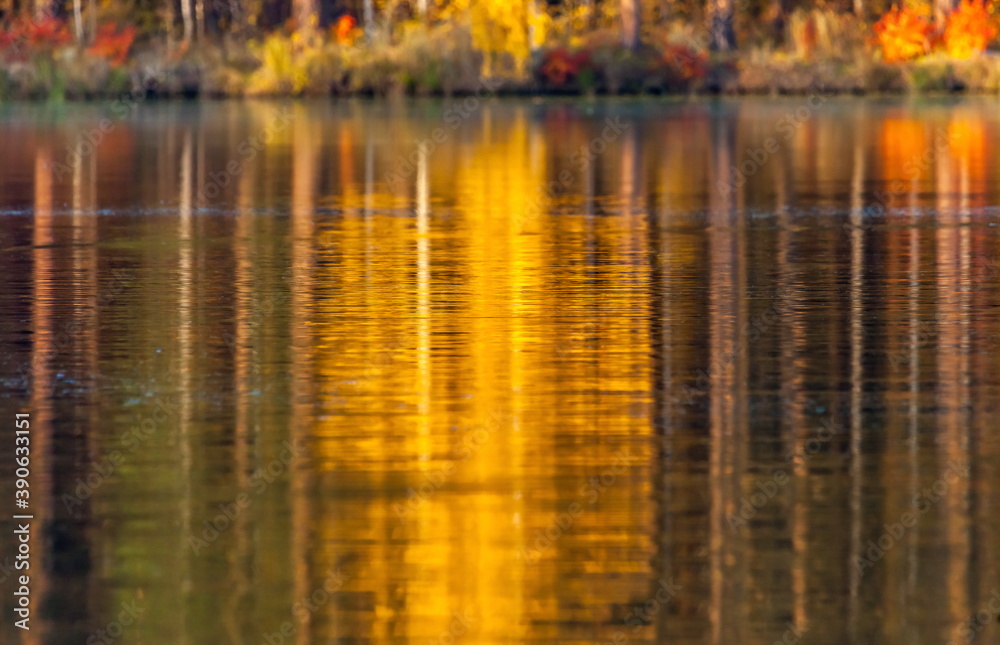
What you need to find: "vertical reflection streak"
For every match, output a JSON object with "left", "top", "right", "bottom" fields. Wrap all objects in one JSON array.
[
  {"left": 225, "top": 170, "right": 255, "bottom": 643},
  {"left": 178, "top": 129, "right": 194, "bottom": 645},
  {"left": 777, "top": 141, "right": 807, "bottom": 636},
  {"left": 936, "top": 123, "right": 970, "bottom": 638},
  {"left": 291, "top": 113, "right": 316, "bottom": 645},
  {"left": 29, "top": 146, "right": 54, "bottom": 645},
  {"left": 848, "top": 125, "right": 865, "bottom": 643},
  {"left": 907, "top": 223, "right": 920, "bottom": 599},
  {"left": 417, "top": 148, "right": 431, "bottom": 459},
  {"left": 707, "top": 112, "right": 745, "bottom": 645}
]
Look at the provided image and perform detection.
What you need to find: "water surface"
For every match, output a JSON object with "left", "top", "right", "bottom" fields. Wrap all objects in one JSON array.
[{"left": 1, "top": 97, "right": 999, "bottom": 645}]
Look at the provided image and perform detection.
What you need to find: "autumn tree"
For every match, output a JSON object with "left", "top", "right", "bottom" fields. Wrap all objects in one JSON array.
[{"left": 459, "top": 0, "right": 533, "bottom": 76}]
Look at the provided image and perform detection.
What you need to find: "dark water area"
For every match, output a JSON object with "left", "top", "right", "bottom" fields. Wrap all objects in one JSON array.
[{"left": 1, "top": 97, "right": 999, "bottom": 644}]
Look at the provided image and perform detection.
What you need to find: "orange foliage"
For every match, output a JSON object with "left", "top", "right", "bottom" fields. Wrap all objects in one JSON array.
[
  {"left": 26, "top": 17, "right": 72, "bottom": 47},
  {"left": 874, "top": 6, "right": 934, "bottom": 62},
  {"left": 87, "top": 23, "right": 136, "bottom": 67},
  {"left": 540, "top": 48, "right": 591, "bottom": 84},
  {"left": 333, "top": 15, "right": 359, "bottom": 45},
  {"left": 944, "top": 0, "right": 997, "bottom": 58}
]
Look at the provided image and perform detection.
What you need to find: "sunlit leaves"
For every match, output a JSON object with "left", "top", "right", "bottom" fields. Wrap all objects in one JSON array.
[
  {"left": 943, "top": 0, "right": 997, "bottom": 58},
  {"left": 874, "top": 6, "right": 933, "bottom": 62},
  {"left": 875, "top": 0, "right": 998, "bottom": 61}
]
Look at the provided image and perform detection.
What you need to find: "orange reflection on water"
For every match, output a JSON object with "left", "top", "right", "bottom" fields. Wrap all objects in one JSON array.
[{"left": 2, "top": 98, "right": 1000, "bottom": 645}]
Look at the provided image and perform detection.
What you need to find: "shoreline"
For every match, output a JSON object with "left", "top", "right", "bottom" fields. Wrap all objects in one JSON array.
[{"left": 4, "top": 45, "right": 1000, "bottom": 101}]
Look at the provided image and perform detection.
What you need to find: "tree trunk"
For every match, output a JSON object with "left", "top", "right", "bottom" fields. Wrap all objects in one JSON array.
[
  {"left": 853, "top": 0, "right": 863, "bottom": 19},
  {"left": 181, "top": 0, "right": 194, "bottom": 44},
  {"left": 934, "top": 0, "right": 956, "bottom": 26},
  {"left": 73, "top": 0, "right": 83, "bottom": 42},
  {"left": 293, "top": 0, "right": 317, "bottom": 32},
  {"left": 195, "top": 0, "right": 204, "bottom": 40},
  {"left": 767, "top": 0, "right": 787, "bottom": 45},
  {"left": 194, "top": 0, "right": 205, "bottom": 42},
  {"left": 164, "top": 0, "right": 175, "bottom": 48},
  {"left": 363, "top": 0, "right": 374, "bottom": 36},
  {"left": 621, "top": 0, "right": 641, "bottom": 50},
  {"left": 33, "top": 0, "right": 50, "bottom": 20},
  {"left": 528, "top": 0, "right": 539, "bottom": 55},
  {"left": 416, "top": 0, "right": 427, "bottom": 18},
  {"left": 707, "top": 0, "right": 736, "bottom": 52},
  {"left": 87, "top": 0, "right": 96, "bottom": 40}
]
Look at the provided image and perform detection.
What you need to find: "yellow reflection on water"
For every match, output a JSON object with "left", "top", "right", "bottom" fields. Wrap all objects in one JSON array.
[{"left": 3, "top": 98, "right": 1000, "bottom": 645}]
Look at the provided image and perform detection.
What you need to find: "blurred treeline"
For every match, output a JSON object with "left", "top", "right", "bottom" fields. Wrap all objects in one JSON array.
[{"left": 2, "top": 0, "right": 998, "bottom": 97}]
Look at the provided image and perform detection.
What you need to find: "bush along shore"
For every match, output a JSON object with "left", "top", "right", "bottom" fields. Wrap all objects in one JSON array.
[{"left": 5, "top": 5, "right": 1000, "bottom": 100}]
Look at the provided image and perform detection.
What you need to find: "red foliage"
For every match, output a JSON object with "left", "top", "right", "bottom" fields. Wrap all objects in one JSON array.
[
  {"left": 27, "top": 16, "right": 72, "bottom": 47},
  {"left": 87, "top": 23, "right": 136, "bottom": 67},
  {"left": 540, "top": 48, "right": 591, "bottom": 84},
  {"left": 663, "top": 44, "right": 707, "bottom": 81},
  {"left": 334, "top": 15, "right": 358, "bottom": 45},
  {"left": 0, "top": 18, "right": 73, "bottom": 60},
  {"left": 0, "top": 17, "right": 71, "bottom": 60}
]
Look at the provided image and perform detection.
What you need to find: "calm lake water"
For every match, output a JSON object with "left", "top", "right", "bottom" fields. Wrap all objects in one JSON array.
[{"left": 1, "top": 97, "right": 999, "bottom": 645}]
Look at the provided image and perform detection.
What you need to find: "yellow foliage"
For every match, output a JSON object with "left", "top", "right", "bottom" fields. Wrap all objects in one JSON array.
[
  {"left": 453, "top": 0, "right": 538, "bottom": 76},
  {"left": 528, "top": 9, "right": 551, "bottom": 49},
  {"left": 246, "top": 32, "right": 340, "bottom": 96}
]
